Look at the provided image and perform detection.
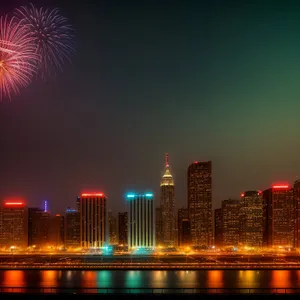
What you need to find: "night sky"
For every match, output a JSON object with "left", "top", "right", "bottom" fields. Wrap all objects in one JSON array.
[{"left": 0, "top": 0, "right": 300, "bottom": 214}]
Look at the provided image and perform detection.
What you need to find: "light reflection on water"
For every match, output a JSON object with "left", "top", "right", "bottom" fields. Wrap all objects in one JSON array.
[{"left": 0, "top": 270, "right": 299, "bottom": 289}]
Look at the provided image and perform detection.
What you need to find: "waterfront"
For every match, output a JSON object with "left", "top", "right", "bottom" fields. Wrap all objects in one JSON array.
[{"left": 1, "top": 269, "right": 300, "bottom": 290}]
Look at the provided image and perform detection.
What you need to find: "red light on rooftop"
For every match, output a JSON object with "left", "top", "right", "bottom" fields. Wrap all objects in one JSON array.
[
  {"left": 55, "top": 214, "right": 61, "bottom": 217},
  {"left": 194, "top": 161, "right": 198, "bottom": 164},
  {"left": 272, "top": 185, "right": 289, "bottom": 189},
  {"left": 240, "top": 193, "right": 245, "bottom": 197},
  {"left": 81, "top": 193, "right": 104, "bottom": 197},
  {"left": 4, "top": 201, "right": 25, "bottom": 207}
]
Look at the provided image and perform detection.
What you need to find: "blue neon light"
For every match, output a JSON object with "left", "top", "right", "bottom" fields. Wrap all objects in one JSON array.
[
  {"left": 66, "top": 209, "right": 77, "bottom": 213},
  {"left": 127, "top": 194, "right": 135, "bottom": 198},
  {"left": 145, "top": 193, "right": 153, "bottom": 197}
]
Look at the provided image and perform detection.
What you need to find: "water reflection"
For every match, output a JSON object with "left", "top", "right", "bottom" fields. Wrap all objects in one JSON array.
[
  {"left": 207, "top": 271, "right": 224, "bottom": 288},
  {"left": 125, "top": 271, "right": 142, "bottom": 288},
  {"left": 3, "top": 270, "right": 25, "bottom": 287},
  {"left": 237, "top": 271, "right": 260, "bottom": 288},
  {"left": 81, "top": 271, "right": 97, "bottom": 287},
  {"left": 97, "top": 271, "right": 112, "bottom": 288},
  {"left": 271, "top": 271, "right": 291, "bottom": 288},
  {"left": 41, "top": 271, "right": 58, "bottom": 287}
]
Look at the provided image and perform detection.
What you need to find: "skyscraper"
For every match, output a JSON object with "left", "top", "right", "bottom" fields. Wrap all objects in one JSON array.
[
  {"left": 188, "top": 161, "right": 213, "bottom": 246},
  {"left": 127, "top": 193, "right": 155, "bottom": 249},
  {"left": 160, "top": 153, "right": 175, "bottom": 246},
  {"left": 0, "top": 200, "right": 27, "bottom": 249},
  {"left": 263, "top": 185, "right": 294, "bottom": 247},
  {"left": 80, "top": 193, "right": 107, "bottom": 248},
  {"left": 28, "top": 207, "right": 50, "bottom": 247},
  {"left": 240, "top": 191, "right": 263, "bottom": 247},
  {"left": 49, "top": 214, "right": 65, "bottom": 247},
  {"left": 118, "top": 212, "right": 128, "bottom": 245},
  {"left": 222, "top": 199, "right": 240, "bottom": 246},
  {"left": 214, "top": 208, "right": 223, "bottom": 247},
  {"left": 294, "top": 180, "right": 300, "bottom": 248},
  {"left": 65, "top": 208, "right": 80, "bottom": 248},
  {"left": 178, "top": 208, "right": 190, "bottom": 247}
]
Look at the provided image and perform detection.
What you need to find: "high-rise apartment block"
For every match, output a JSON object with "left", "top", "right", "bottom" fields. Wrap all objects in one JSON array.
[
  {"left": 240, "top": 191, "right": 263, "bottom": 247},
  {"left": 65, "top": 208, "right": 80, "bottom": 248},
  {"left": 222, "top": 199, "right": 240, "bottom": 246},
  {"left": 80, "top": 193, "right": 107, "bottom": 248},
  {"left": 127, "top": 193, "right": 154, "bottom": 249},
  {"left": 188, "top": 161, "right": 213, "bottom": 246},
  {"left": 28, "top": 207, "right": 50, "bottom": 247},
  {"left": 294, "top": 180, "right": 300, "bottom": 248},
  {"left": 263, "top": 185, "right": 294, "bottom": 247},
  {"left": 0, "top": 200, "right": 27, "bottom": 248}
]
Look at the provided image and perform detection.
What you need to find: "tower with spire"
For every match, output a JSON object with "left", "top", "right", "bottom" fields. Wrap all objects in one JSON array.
[{"left": 159, "top": 153, "right": 175, "bottom": 246}]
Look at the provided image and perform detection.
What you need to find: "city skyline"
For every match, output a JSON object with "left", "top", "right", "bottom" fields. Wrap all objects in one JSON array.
[{"left": 0, "top": 0, "right": 300, "bottom": 215}]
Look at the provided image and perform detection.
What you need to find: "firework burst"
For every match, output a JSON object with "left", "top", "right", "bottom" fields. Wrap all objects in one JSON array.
[
  {"left": 15, "top": 3, "right": 75, "bottom": 77},
  {"left": 0, "top": 16, "right": 39, "bottom": 100}
]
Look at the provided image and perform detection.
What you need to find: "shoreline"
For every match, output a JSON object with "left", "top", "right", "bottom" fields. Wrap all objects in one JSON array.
[{"left": 1, "top": 264, "right": 300, "bottom": 270}]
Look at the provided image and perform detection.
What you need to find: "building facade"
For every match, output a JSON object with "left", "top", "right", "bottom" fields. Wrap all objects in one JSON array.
[
  {"left": 0, "top": 200, "right": 27, "bottom": 249},
  {"left": 263, "top": 185, "right": 294, "bottom": 247},
  {"left": 222, "top": 199, "right": 240, "bottom": 246},
  {"left": 108, "top": 210, "right": 117, "bottom": 244},
  {"left": 155, "top": 207, "right": 163, "bottom": 246},
  {"left": 118, "top": 212, "right": 128, "bottom": 245},
  {"left": 127, "top": 193, "right": 154, "bottom": 249},
  {"left": 28, "top": 208, "right": 50, "bottom": 248},
  {"left": 178, "top": 208, "right": 190, "bottom": 247},
  {"left": 240, "top": 191, "right": 263, "bottom": 247},
  {"left": 294, "top": 180, "right": 300, "bottom": 248},
  {"left": 160, "top": 154, "right": 175, "bottom": 246},
  {"left": 214, "top": 208, "right": 223, "bottom": 247},
  {"left": 65, "top": 208, "right": 80, "bottom": 248},
  {"left": 188, "top": 161, "right": 213, "bottom": 246},
  {"left": 80, "top": 193, "right": 107, "bottom": 248},
  {"left": 49, "top": 214, "right": 64, "bottom": 247}
]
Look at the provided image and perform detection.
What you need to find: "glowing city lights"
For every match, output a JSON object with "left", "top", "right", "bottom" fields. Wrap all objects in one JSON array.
[
  {"left": 272, "top": 185, "right": 289, "bottom": 189},
  {"left": 81, "top": 193, "right": 104, "bottom": 197}
]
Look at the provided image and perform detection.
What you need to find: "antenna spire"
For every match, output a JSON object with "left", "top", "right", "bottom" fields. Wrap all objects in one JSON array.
[{"left": 165, "top": 153, "right": 169, "bottom": 167}]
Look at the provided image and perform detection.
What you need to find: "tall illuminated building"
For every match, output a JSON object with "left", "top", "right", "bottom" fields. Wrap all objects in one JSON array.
[
  {"left": 80, "top": 193, "right": 107, "bottom": 248},
  {"left": 0, "top": 200, "right": 27, "bottom": 248},
  {"left": 188, "top": 161, "right": 213, "bottom": 246},
  {"left": 118, "top": 212, "right": 128, "bottom": 245},
  {"left": 65, "top": 208, "right": 80, "bottom": 248},
  {"left": 240, "top": 191, "right": 263, "bottom": 247},
  {"left": 294, "top": 180, "right": 300, "bottom": 248},
  {"left": 127, "top": 193, "right": 154, "bottom": 249},
  {"left": 178, "top": 208, "right": 190, "bottom": 247},
  {"left": 263, "top": 184, "right": 294, "bottom": 247},
  {"left": 222, "top": 199, "right": 240, "bottom": 246},
  {"left": 160, "top": 153, "right": 175, "bottom": 246},
  {"left": 214, "top": 208, "right": 223, "bottom": 247}
]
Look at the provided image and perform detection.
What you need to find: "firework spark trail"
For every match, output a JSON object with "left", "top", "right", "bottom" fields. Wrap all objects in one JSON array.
[
  {"left": 0, "top": 16, "right": 39, "bottom": 100},
  {"left": 15, "top": 3, "right": 75, "bottom": 78}
]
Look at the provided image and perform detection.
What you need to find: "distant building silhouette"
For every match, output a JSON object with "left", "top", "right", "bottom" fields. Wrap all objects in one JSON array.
[
  {"left": 118, "top": 212, "right": 128, "bottom": 245},
  {"left": 214, "top": 208, "right": 223, "bottom": 247}
]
